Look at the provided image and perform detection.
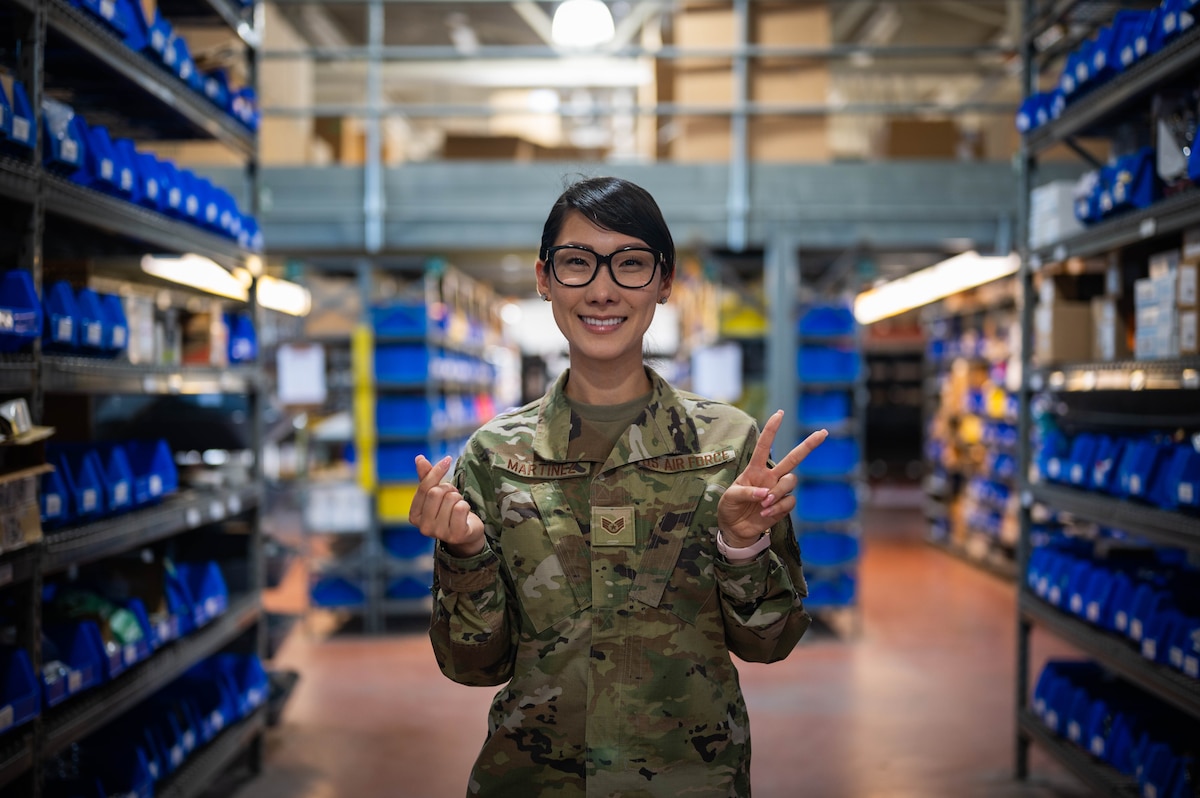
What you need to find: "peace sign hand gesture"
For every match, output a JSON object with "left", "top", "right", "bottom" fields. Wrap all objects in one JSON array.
[{"left": 716, "top": 411, "right": 828, "bottom": 547}]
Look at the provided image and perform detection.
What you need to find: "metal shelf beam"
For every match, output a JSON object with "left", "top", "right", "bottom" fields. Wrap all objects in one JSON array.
[
  {"left": 1032, "top": 358, "right": 1200, "bottom": 392},
  {"left": 1029, "top": 483, "right": 1200, "bottom": 553},
  {"left": 43, "top": 484, "right": 261, "bottom": 574},
  {"left": 42, "top": 357, "right": 259, "bottom": 395},
  {"left": 156, "top": 707, "right": 266, "bottom": 798}
]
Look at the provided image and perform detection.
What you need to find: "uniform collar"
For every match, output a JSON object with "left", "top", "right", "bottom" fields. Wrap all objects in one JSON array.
[{"left": 532, "top": 366, "right": 702, "bottom": 464}]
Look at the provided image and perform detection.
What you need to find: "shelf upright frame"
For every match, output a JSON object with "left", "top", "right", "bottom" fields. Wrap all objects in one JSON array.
[{"left": 1014, "top": 0, "right": 1038, "bottom": 781}]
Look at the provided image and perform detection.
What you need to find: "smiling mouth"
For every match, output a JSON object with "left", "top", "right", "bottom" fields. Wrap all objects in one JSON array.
[{"left": 580, "top": 316, "right": 626, "bottom": 330}]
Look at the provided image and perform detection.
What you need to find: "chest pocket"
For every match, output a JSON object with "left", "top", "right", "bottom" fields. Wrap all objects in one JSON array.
[
  {"left": 629, "top": 472, "right": 720, "bottom": 625},
  {"left": 496, "top": 480, "right": 592, "bottom": 634}
]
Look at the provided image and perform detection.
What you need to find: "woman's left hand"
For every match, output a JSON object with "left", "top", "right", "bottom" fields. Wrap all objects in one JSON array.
[{"left": 716, "top": 410, "right": 828, "bottom": 547}]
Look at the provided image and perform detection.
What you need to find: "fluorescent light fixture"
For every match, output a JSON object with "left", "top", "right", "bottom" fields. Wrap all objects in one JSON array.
[
  {"left": 853, "top": 251, "right": 1020, "bottom": 325},
  {"left": 141, "top": 254, "right": 248, "bottom": 302},
  {"left": 258, "top": 275, "right": 312, "bottom": 317},
  {"left": 552, "top": 0, "right": 615, "bottom": 48}
]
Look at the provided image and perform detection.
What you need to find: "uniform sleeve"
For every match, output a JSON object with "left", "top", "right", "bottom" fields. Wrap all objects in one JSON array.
[
  {"left": 714, "top": 424, "right": 812, "bottom": 664},
  {"left": 428, "top": 443, "right": 518, "bottom": 687}
]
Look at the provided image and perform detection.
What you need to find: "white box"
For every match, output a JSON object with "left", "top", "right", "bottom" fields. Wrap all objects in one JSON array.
[
  {"left": 1134, "top": 278, "right": 1156, "bottom": 310},
  {"left": 1183, "top": 226, "right": 1200, "bottom": 260},
  {"left": 1181, "top": 310, "right": 1198, "bottom": 354},
  {"left": 1148, "top": 248, "right": 1181, "bottom": 279},
  {"left": 1178, "top": 262, "right": 1197, "bottom": 307}
]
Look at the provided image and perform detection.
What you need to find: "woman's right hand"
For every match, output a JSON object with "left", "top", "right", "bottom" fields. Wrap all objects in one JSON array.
[{"left": 410, "top": 455, "right": 486, "bottom": 557}]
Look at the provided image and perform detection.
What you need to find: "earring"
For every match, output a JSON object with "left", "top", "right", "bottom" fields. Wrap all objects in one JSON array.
[
  {"left": 542, "top": 293, "right": 550, "bottom": 302},
  {"left": 659, "top": 297, "right": 667, "bottom": 305}
]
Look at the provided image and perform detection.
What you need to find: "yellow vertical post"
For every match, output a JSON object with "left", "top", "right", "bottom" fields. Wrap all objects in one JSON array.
[{"left": 352, "top": 323, "right": 376, "bottom": 493}]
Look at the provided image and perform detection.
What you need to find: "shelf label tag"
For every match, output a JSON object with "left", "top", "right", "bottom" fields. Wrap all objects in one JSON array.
[
  {"left": 1139, "top": 218, "right": 1157, "bottom": 238},
  {"left": 0, "top": 309, "right": 12, "bottom": 332},
  {"left": 1086, "top": 602, "right": 1099, "bottom": 623},
  {"left": 1180, "top": 483, "right": 1195, "bottom": 504},
  {"left": 12, "top": 117, "right": 28, "bottom": 144},
  {"left": 210, "top": 500, "right": 225, "bottom": 521},
  {"left": 1129, "top": 617, "right": 1143, "bottom": 640},
  {"left": 1090, "top": 737, "right": 1105, "bottom": 758},
  {"left": 149, "top": 475, "right": 162, "bottom": 496},
  {"left": 124, "top": 644, "right": 138, "bottom": 666},
  {"left": 228, "top": 494, "right": 242, "bottom": 515},
  {"left": 68, "top": 670, "right": 82, "bottom": 693},
  {"left": 1186, "top": 656, "right": 1198, "bottom": 678},
  {"left": 185, "top": 507, "right": 202, "bottom": 528},
  {"left": 1052, "top": 244, "right": 1067, "bottom": 263},
  {"left": 1142, "top": 639, "right": 1156, "bottom": 660}
]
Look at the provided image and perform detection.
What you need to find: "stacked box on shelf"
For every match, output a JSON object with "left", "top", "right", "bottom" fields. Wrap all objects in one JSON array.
[{"left": 794, "top": 303, "right": 862, "bottom": 612}]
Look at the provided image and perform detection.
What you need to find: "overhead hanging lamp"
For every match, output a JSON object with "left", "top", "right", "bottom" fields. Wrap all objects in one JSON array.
[{"left": 551, "top": 0, "right": 615, "bottom": 49}]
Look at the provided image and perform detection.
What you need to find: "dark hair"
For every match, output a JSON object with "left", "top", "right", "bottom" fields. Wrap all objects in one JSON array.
[{"left": 539, "top": 176, "right": 676, "bottom": 278}]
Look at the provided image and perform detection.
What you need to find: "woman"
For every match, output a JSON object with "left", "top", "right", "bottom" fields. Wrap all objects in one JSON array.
[{"left": 411, "top": 176, "right": 825, "bottom": 797}]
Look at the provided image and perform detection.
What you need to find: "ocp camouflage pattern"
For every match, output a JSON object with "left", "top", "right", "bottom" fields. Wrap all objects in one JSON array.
[{"left": 430, "top": 367, "right": 811, "bottom": 797}]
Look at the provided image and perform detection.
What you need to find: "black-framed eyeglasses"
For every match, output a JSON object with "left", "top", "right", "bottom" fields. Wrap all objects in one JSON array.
[{"left": 545, "top": 245, "right": 661, "bottom": 289}]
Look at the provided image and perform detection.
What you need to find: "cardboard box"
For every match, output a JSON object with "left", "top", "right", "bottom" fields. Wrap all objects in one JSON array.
[
  {"left": 670, "top": 116, "right": 829, "bottom": 162},
  {"left": 1148, "top": 248, "right": 1180, "bottom": 279},
  {"left": 883, "top": 118, "right": 961, "bottom": 159},
  {"left": 673, "top": 1, "right": 830, "bottom": 49},
  {"left": 1091, "top": 297, "right": 1131, "bottom": 361},
  {"left": 1178, "top": 262, "right": 1197, "bottom": 308},
  {"left": 1183, "top": 226, "right": 1200, "bottom": 261},
  {"left": 1035, "top": 301, "right": 1093, "bottom": 364},
  {"left": 0, "top": 465, "right": 51, "bottom": 555},
  {"left": 1181, "top": 309, "right": 1198, "bottom": 354}
]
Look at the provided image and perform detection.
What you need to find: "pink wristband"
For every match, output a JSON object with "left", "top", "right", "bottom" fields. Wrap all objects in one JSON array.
[{"left": 717, "top": 530, "right": 772, "bottom": 562}]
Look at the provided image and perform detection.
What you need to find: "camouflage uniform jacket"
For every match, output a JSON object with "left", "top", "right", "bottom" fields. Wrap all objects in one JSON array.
[{"left": 431, "top": 367, "right": 811, "bottom": 798}]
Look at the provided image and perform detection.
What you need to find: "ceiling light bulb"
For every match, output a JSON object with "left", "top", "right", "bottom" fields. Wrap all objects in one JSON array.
[{"left": 552, "top": 0, "right": 615, "bottom": 49}]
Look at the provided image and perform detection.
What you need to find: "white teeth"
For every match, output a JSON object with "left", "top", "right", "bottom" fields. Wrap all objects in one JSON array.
[{"left": 582, "top": 317, "right": 623, "bottom": 327}]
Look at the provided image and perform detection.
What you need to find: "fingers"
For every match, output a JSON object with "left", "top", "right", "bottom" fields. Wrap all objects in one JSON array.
[
  {"left": 770, "top": 428, "right": 829, "bottom": 475},
  {"left": 749, "top": 410, "right": 784, "bottom": 469},
  {"left": 408, "top": 455, "right": 452, "bottom": 527}
]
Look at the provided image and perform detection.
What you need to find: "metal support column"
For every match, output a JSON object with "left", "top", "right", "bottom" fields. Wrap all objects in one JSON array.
[
  {"left": 1014, "top": 0, "right": 1037, "bottom": 781},
  {"left": 726, "top": 0, "right": 750, "bottom": 252},
  {"left": 364, "top": 0, "right": 385, "bottom": 254},
  {"left": 765, "top": 232, "right": 798, "bottom": 448}
]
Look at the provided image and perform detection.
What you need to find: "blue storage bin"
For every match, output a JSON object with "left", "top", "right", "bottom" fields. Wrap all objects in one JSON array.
[
  {"left": 1133, "top": 7, "right": 1166, "bottom": 62},
  {"left": 147, "top": 12, "right": 172, "bottom": 61},
  {"left": 196, "top": 175, "right": 221, "bottom": 231},
  {"left": 40, "top": 466, "right": 70, "bottom": 527},
  {"left": 382, "top": 527, "right": 436, "bottom": 560},
  {"left": 1064, "top": 560, "right": 1094, "bottom": 618},
  {"left": 176, "top": 670, "right": 237, "bottom": 741},
  {"left": 803, "top": 573, "right": 856, "bottom": 608},
  {"left": 175, "top": 561, "right": 228, "bottom": 625},
  {"left": 158, "top": 159, "right": 186, "bottom": 217},
  {"left": 219, "top": 653, "right": 269, "bottom": 717},
  {"left": 214, "top": 187, "right": 239, "bottom": 238},
  {"left": 1161, "top": 0, "right": 1197, "bottom": 42},
  {"left": 75, "top": 123, "right": 120, "bottom": 195},
  {"left": 1158, "top": 443, "right": 1200, "bottom": 509},
  {"left": 1065, "top": 433, "right": 1099, "bottom": 488},
  {"left": 134, "top": 152, "right": 166, "bottom": 211},
  {"left": 1142, "top": 605, "right": 1182, "bottom": 665},
  {"left": 100, "top": 293, "right": 129, "bottom": 354},
  {"left": 376, "top": 300, "right": 434, "bottom": 333},
  {"left": 111, "top": 138, "right": 140, "bottom": 201},
  {"left": 1123, "top": 439, "right": 1171, "bottom": 501},
  {"left": 375, "top": 343, "right": 430, "bottom": 383},
  {"left": 0, "top": 647, "right": 39, "bottom": 733},
  {"left": 163, "top": 562, "right": 200, "bottom": 637},
  {"left": 1108, "top": 571, "right": 1138, "bottom": 636},
  {"left": 44, "top": 280, "right": 80, "bottom": 350},
  {"left": 42, "top": 100, "right": 87, "bottom": 176},
  {"left": 1108, "top": 148, "right": 1160, "bottom": 215},
  {"left": 177, "top": 169, "right": 202, "bottom": 224},
  {"left": 796, "top": 482, "right": 857, "bottom": 522},
  {"left": 232, "top": 87, "right": 260, "bottom": 131},
  {"left": 798, "top": 304, "right": 856, "bottom": 336},
  {"left": 119, "top": 598, "right": 154, "bottom": 668},
  {"left": 76, "top": 287, "right": 109, "bottom": 351},
  {"left": 310, "top": 575, "right": 366, "bottom": 608},
  {"left": 796, "top": 436, "right": 859, "bottom": 477},
  {"left": 1064, "top": 688, "right": 1094, "bottom": 745},
  {"left": 96, "top": 443, "right": 134, "bottom": 515},
  {"left": 0, "top": 270, "right": 42, "bottom": 352},
  {"left": 0, "top": 77, "right": 35, "bottom": 153},
  {"left": 377, "top": 441, "right": 428, "bottom": 482},
  {"left": 1016, "top": 92, "right": 1052, "bottom": 133},
  {"left": 53, "top": 446, "right": 106, "bottom": 519},
  {"left": 1089, "top": 435, "right": 1124, "bottom": 493},
  {"left": 43, "top": 621, "right": 105, "bottom": 704},
  {"left": 1141, "top": 743, "right": 1185, "bottom": 798},
  {"left": 797, "top": 531, "right": 859, "bottom": 568},
  {"left": 1110, "top": 10, "right": 1151, "bottom": 72},
  {"left": 1126, "top": 584, "right": 1164, "bottom": 643},
  {"left": 386, "top": 574, "right": 433, "bottom": 600},
  {"left": 226, "top": 312, "right": 257, "bottom": 363},
  {"left": 125, "top": 439, "right": 178, "bottom": 505},
  {"left": 1168, "top": 615, "right": 1199, "bottom": 678},
  {"left": 376, "top": 396, "right": 434, "bottom": 437},
  {"left": 239, "top": 214, "right": 263, "bottom": 251},
  {"left": 798, "top": 345, "right": 860, "bottom": 383}
]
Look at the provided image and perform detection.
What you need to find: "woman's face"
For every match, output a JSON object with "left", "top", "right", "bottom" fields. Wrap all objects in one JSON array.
[{"left": 536, "top": 209, "right": 672, "bottom": 372}]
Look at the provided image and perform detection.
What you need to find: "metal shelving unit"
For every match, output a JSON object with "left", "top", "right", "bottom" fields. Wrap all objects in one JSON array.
[
  {"left": 1015, "top": 2, "right": 1200, "bottom": 793},
  {"left": 0, "top": 0, "right": 267, "bottom": 792}
]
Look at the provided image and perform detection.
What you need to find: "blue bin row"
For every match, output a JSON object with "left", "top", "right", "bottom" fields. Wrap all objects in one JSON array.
[
  {"left": 1039, "top": 430, "right": 1200, "bottom": 511},
  {"left": 43, "top": 653, "right": 267, "bottom": 798},
  {"left": 797, "top": 303, "right": 856, "bottom": 337},
  {"left": 795, "top": 482, "right": 858, "bottom": 523},
  {"left": 374, "top": 343, "right": 495, "bottom": 384},
  {"left": 798, "top": 345, "right": 861, "bottom": 384},
  {"left": 41, "top": 439, "right": 178, "bottom": 527},
  {"left": 0, "top": 270, "right": 45, "bottom": 352},
  {"left": 1032, "top": 659, "right": 1197, "bottom": 798},
  {"left": 797, "top": 390, "right": 852, "bottom": 426},
  {"left": 377, "top": 392, "right": 489, "bottom": 436},
  {"left": 387, "top": 573, "right": 433, "bottom": 601},
  {"left": 44, "top": 280, "right": 128, "bottom": 354},
  {"left": 40, "top": 560, "right": 229, "bottom": 709},
  {"left": 804, "top": 573, "right": 857, "bottom": 609},
  {"left": 1028, "top": 541, "right": 1199, "bottom": 679},
  {"left": 42, "top": 99, "right": 262, "bottom": 250},
  {"left": 1017, "top": 2, "right": 1197, "bottom": 132},
  {"left": 371, "top": 301, "right": 492, "bottom": 351},
  {"left": 966, "top": 476, "right": 1012, "bottom": 514},
  {"left": 61, "top": 0, "right": 259, "bottom": 131},
  {"left": 983, "top": 449, "right": 1018, "bottom": 482},
  {"left": 797, "top": 530, "right": 859, "bottom": 569},
  {"left": 309, "top": 573, "right": 436, "bottom": 606},
  {"left": 795, "top": 436, "right": 859, "bottom": 477},
  {"left": 1074, "top": 147, "right": 1173, "bottom": 225}
]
